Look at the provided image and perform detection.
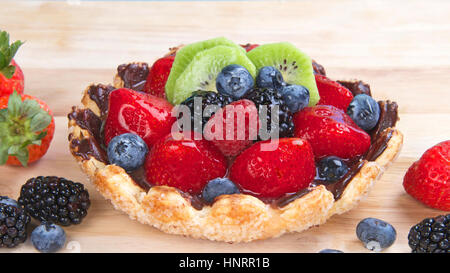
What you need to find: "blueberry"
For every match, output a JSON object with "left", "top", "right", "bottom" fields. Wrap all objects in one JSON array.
[
  {"left": 107, "top": 133, "right": 148, "bottom": 172},
  {"left": 255, "top": 66, "right": 284, "bottom": 91},
  {"left": 216, "top": 64, "right": 254, "bottom": 100},
  {"left": 347, "top": 94, "right": 380, "bottom": 131},
  {"left": 319, "top": 249, "right": 344, "bottom": 253},
  {"left": 356, "top": 218, "right": 397, "bottom": 252},
  {"left": 317, "top": 156, "right": 349, "bottom": 183},
  {"left": 279, "top": 84, "right": 310, "bottom": 113},
  {"left": 31, "top": 223, "right": 66, "bottom": 253},
  {"left": 0, "top": 196, "right": 19, "bottom": 208},
  {"left": 201, "top": 178, "right": 240, "bottom": 204}
]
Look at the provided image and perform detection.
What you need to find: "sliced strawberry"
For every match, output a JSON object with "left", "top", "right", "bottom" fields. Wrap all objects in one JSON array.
[
  {"left": 0, "top": 30, "right": 24, "bottom": 97},
  {"left": 203, "top": 99, "right": 259, "bottom": 157},
  {"left": 104, "top": 88, "right": 176, "bottom": 148},
  {"left": 293, "top": 105, "right": 371, "bottom": 160},
  {"left": 143, "top": 55, "right": 175, "bottom": 98},
  {"left": 230, "top": 138, "right": 316, "bottom": 198},
  {"left": 0, "top": 91, "right": 54, "bottom": 166},
  {"left": 316, "top": 74, "right": 353, "bottom": 111},
  {"left": 240, "top": 43, "right": 259, "bottom": 52},
  {"left": 403, "top": 140, "right": 450, "bottom": 211},
  {"left": 145, "top": 131, "right": 227, "bottom": 194}
]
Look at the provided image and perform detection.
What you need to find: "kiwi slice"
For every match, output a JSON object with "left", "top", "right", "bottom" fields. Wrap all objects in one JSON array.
[
  {"left": 247, "top": 42, "right": 320, "bottom": 106},
  {"left": 172, "top": 45, "right": 256, "bottom": 105},
  {"left": 165, "top": 37, "right": 245, "bottom": 104}
]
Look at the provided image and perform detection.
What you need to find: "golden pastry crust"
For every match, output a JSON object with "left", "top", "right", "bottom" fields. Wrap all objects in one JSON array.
[{"left": 68, "top": 81, "right": 403, "bottom": 243}]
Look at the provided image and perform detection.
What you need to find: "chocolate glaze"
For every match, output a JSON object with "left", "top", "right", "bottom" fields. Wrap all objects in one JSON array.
[
  {"left": 312, "top": 60, "right": 326, "bottom": 76},
  {"left": 87, "top": 84, "right": 115, "bottom": 119},
  {"left": 117, "top": 62, "right": 149, "bottom": 92},
  {"left": 68, "top": 64, "right": 399, "bottom": 210}
]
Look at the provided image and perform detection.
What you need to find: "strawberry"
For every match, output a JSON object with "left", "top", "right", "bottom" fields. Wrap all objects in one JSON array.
[
  {"left": 230, "top": 138, "right": 316, "bottom": 198},
  {"left": 403, "top": 140, "right": 450, "bottom": 211},
  {"left": 145, "top": 131, "right": 227, "bottom": 194},
  {"left": 316, "top": 74, "right": 353, "bottom": 111},
  {"left": 240, "top": 43, "right": 259, "bottom": 52},
  {"left": 293, "top": 105, "right": 371, "bottom": 160},
  {"left": 104, "top": 88, "right": 176, "bottom": 148},
  {"left": 0, "top": 91, "right": 54, "bottom": 166},
  {"left": 203, "top": 99, "right": 259, "bottom": 157},
  {"left": 0, "top": 31, "right": 24, "bottom": 97},
  {"left": 143, "top": 55, "right": 175, "bottom": 98}
]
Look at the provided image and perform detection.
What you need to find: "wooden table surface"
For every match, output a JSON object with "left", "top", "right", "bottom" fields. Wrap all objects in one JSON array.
[{"left": 0, "top": 0, "right": 449, "bottom": 253}]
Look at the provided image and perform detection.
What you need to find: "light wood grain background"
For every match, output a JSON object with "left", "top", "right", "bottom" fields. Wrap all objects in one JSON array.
[{"left": 0, "top": 0, "right": 449, "bottom": 253}]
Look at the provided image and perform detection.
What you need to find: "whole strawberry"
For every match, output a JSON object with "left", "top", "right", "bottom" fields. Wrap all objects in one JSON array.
[
  {"left": 315, "top": 74, "right": 354, "bottom": 111},
  {"left": 230, "top": 138, "right": 316, "bottom": 198},
  {"left": 403, "top": 140, "right": 450, "bottom": 211},
  {"left": 0, "top": 91, "right": 54, "bottom": 166},
  {"left": 104, "top": 88, "right": 176, "bottom": 148},
  {"left": 0, "top": 30, "right": 24, "bottom": 97},
  {"left": 143, "top": 55, "right": 175, "bottom": 98},
  {"left": 203, "top": 99, "right": 259, "bottom": 158},
  {"left": 293, "top": 105, "right": 371, "bottom": 160},
  {"left": 145, "top": 131, "right": 227, "bottom": 194}
]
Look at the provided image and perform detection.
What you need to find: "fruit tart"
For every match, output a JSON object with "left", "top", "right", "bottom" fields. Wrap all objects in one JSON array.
[{"left": 68, "top": 37, "right": 403, "bottom": 242}]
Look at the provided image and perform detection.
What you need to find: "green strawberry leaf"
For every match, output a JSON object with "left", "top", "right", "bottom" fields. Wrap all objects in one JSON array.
[
  {"left": 0, "top": 65, "right": 15, "bottom": 79},
  {"left": 8, "top": 145, "right": 29, "bottom": 167},
  {"left": 0, "top": 30, "right": 23, "bottom": 76},
  {"left": 7, "top": 90, "right": 22, "bottom": 116},
  {"left": 19, "top": 99, "right": 41, "bottom": 117},
  {"left": 30, "top": 112, "right": 51, "bottom": 132},
  {"left": 0, "top": 146, "right": 8, "bottom": 165}
]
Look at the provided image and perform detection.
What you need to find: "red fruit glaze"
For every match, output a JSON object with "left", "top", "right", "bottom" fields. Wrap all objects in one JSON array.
[
  {"left": 240, "top": 43, "right": 259, "bottom": 52},
  {"left": 403, "top": 140, "right": 450, "bottom": 211},
  {"left": 316, "top": 74, "right": 353, "bottom": 111},
  {"left": 0, "top": 59, "right": 24, "bottom": 97},
  {"left": 143, "top": 56, "right": 175, "bottom": 98},
  {"left": 293, "top": 105, "right": 371, "bottom": 160},
  {"left": 230, "top": 138, "right": 316, "bottom": 198},
  {"left": 104, "top": 88, "right": 176, "bottom": 148},
  {"left": 145, "top": 131, "right": 228, "bottom": 194},
  {"left": 204, "top": 99, "right": 259, "bottom": 157}
]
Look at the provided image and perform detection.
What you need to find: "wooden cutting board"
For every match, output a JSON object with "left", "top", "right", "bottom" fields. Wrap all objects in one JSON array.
[{"left": 0, "top": 0, "right": 449, "bottom": 253}]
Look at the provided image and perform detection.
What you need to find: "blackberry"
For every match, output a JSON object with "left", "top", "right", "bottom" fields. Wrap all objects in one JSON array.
[
  {"left": 18, "top": 176, "right": 91, "bottom": 226},
  {"left": 408, "top": 214, "right": 450, "bottom": 253},
  {"left": 244, "top": 87, "right": 294, "bottom": 138},
  {"left": 0, "top": 203, "right": 31, "bottom": 248},
  {"left": 177, "top": 91, "right": 233, "bottom": 133}
]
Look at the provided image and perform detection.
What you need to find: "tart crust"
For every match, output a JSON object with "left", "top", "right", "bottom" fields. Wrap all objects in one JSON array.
[{"left": 68, "top": 77, "right": 403, "bottom": 243}]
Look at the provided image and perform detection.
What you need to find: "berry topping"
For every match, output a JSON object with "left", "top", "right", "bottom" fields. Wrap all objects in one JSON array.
[
  {"left": 31, "top": 222, "right": 66, "bottom": 253},
  {"left": 0, "top": 203, "right": 30, "bottom": 248},
  {"left": 0, "top": 91, "right": 55, "bottom": 166},
  {"left": 315, "top": 74, "right": 353, "bottom": 111},
  {"left": 230, "top": 138, "right": 316, "bottom": 198},
  {"left": 18, "top": 176, "right": 91, "bottom": 226},
  {"left": 408, "top": 214, "right": 450, "bottom": 253},
  {"left": 347, "top": 94, "right": 380, "bottom": 131},
  {"left": 317, "top": 156, "right": 349, "bottom": 183},
  {"left": 216, "top": 64, "right": 254, "bottom": 100},
  {"left": 201, "top": 178, "right": 240, "bottom": 204},
  {"left": 255, "top": 66, "right": 284, "bottom": 91},
  {"left": 356, "top": 218, "right": 397, "bottom": 252},
  {"left": 318, "top": 249, "right": 344, "bottom": 253},
  {"left": 177, "top": 90, "right": 233, "bottom": 133},
  {"left": 144, "top": 55, "right": 175, "bottom": 98},
  {"left": 293, "top": 105, "right": 371, "bottom": 160},
  {"left": 204, "top": 99, "right": 259, "bottom": 157},
  {"left": 244, "top": 87, "right": 294, "bottom": 138},
  {"left": 0, "top": 196, "right": 19, "bottom": 208},
  {"left": 403, "top": 140, "right": 450, "bottom": 211},
  {"left": 0, "top": 30, "right": 24, "bottom": 97},
  {"left": 107, "top": 133, "right": 148, "bottom": 172},
  {"left": 145, "top": 132, "right": 227, "bottom": 194},
  {"left": 279, "top": 84, "right": 310, "bottom": 113},
  {"left": 104, "top": 88, "right": 176, "bottom": 148}
]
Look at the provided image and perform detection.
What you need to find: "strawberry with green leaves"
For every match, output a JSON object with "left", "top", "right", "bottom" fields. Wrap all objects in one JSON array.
[
  {"left": 0, "top": 30, "right": 24, "bottom": 97},
  {"left": 0, "top": 91, "right": 54, "bottom": 166}
]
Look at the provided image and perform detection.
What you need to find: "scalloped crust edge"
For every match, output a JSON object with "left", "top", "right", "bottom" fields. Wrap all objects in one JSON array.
[{"left": 68, "top": 87, "right": 403, "bottom": 243}]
